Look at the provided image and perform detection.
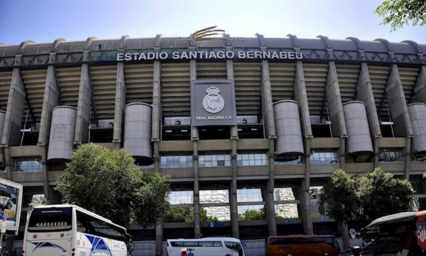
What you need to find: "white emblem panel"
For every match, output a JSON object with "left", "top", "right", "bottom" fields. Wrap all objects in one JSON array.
[{"left": 202, "top": 86, "right": 225, "bottom": 113}]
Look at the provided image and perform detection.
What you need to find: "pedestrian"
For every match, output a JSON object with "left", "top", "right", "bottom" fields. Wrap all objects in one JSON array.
[
  {"left": 188, "top": 248, "right": 194, "bottom": 256},
  {"left": 180, "top": 248, "right": 187, "bottom": 256}
]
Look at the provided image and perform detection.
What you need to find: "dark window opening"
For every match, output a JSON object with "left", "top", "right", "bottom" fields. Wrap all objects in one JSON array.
[
  {"left": 20, "top": 130, "right": 39, "bottom": 146},
  {"left": 311, "top": 124, "right": 332, "bottom": 138},
  {"left": 89, "top": 128, "right": 113, "bottom": 143},
  {"left": 237, "top": 125, "right": 264, "bottom": 139},
  {"left": 199, "top": 127, "right": 230, "bottom": 140},
  {"left": 380, "top": 124, "right": 394, "bottom": 137},
  {"left": 162, "top": 117, "right": 191, "bottom": 141},
  {"left": 162, "top": 126, "right": 191, "bottom": 141}
]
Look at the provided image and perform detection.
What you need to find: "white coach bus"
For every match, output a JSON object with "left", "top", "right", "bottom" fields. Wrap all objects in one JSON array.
[
  {"left": 23, "top": 204, "right": 132, "bottom": 256},
  {"left": 166, "top": 237, "right": 245, "bottom": 256}
]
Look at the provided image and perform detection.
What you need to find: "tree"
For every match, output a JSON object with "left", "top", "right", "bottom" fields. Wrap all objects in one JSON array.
[
  {"left": 322, "top": 168, "right": 415, "bottom": 224},
  {"left": 363, "top": 168, "right": 415, "bottom": 220},
  {"left": 164, "top": 207, "right": 193, "bottom": 223},
  {"left": 322, "top": 169, "right": 363, "bottom": 224},
  {"left": 376, "top": 0, "right": 426, "bottom": 31},
  {"left": 56, "top": 143, "right": 171, "bottom": 227}
]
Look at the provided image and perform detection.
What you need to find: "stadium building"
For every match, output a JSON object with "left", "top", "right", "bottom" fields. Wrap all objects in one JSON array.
[{"left": 0, "top": 31, "right": 426, "bottom": 255}]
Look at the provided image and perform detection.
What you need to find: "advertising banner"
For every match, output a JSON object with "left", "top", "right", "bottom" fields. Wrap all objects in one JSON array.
[{"left": 0, "top": 178, "right": 23, "bottom": 235}]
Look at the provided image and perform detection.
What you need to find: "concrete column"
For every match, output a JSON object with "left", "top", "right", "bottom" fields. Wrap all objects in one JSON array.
[
  {"left": 356, "top": 63, "right": 382, "bottom": 166},
  {"left": 227, "top": 57, "right": 239, "bottom": 238},
  {"left": 74, "top": 63, "right": 92, "bottom": 144},
  {"left": 113, "top": 62, "right": 126, "bottom": 144},
  {"left": 328, "top": 63, "right": 350, "bottom": 250},
  {"left": 261, "top": 60, "right": 276, "bottom": 139},
  {"left": 40, "top": 146, "right": 50, "bottom": 204},
  {"left": 294, "top": 62, "right": 313, "bottom": 235},
  {"left": 152, "top": 60, "right": 163, "bottom": 256},
  {"left": 189, "top": 59, "right": 201, "bottom": 238},
  {"left": 339, "top": 138, "right": 346, "bottom": 170},
  {"left": 267, "top": 139, "right": 277, "bottom": 236},
  {"left": 152, "top": 61, "right": 161, "bottom": 143},
  {"left": 227, "top": 57, "right": 238, "bottom": 141},
  {"left": 387, "top": 65, "right": 413, "bottom": 179},
  {"left": 386, "top": 64, "right": 413, "bottom": 137},
  {"left": 261, "top": 60, "right": 277, "bottom": 236},
  {"left": 294, "top": 62, "right": 313, "bottom": 139},
  {"left": 0, "top": 111, "right": 5, "bottom": 166},
  {"left": 230, "top": 140, "right": 239, "bottom": 239},
  {"left": 326, "top": 62, "right": 347, "bottom": 138},
  {"left": 404, "top": 138, "right": 411, "bottom": 180},
  {"left": 47, "top": 186, "right": 60, "bottom": 204},
  {"left": 38, "top": 65, "right": 60, "bottom": 145},
  {"left": 299, "top": 179, "right": 313, "bottom": 235},
  {"left": 2, "top": 68, "right": 26, "bottom": 147},
  {"left": 414, "top": 66, "right": 426, "bottom": 103},
  {"left": 3, "top": 148, "right": 13, "bottom": 180}
]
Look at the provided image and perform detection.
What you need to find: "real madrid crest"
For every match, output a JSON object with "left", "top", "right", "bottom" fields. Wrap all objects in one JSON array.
[{"left": 203, "top": 86, "right": 225, "bottom": 114}]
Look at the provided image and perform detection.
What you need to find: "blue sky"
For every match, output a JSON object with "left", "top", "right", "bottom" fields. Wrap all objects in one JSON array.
[{"left": 1, "top": 0, "right": 425, "bottom": 46}]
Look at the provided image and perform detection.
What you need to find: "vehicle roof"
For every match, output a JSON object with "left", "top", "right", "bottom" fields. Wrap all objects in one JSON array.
[
  {"left": 268, "top": 235, "right": 335, "bottom": 238},
  {"left": 167, "top": 237, "right": 241, "bottom": 242},
  {"left": 364, "top": 210, "right": 426, "bottom": 229}
]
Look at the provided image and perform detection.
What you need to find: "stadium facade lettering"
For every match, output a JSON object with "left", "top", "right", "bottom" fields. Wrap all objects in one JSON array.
[{"left": 116, "top": 50, "right": 303, "bottom": 61}]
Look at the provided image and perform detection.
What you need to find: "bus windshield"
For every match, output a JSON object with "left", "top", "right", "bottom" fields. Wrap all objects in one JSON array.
[{"left": 28, "top": 207, "right": 72, "bottom": 232}]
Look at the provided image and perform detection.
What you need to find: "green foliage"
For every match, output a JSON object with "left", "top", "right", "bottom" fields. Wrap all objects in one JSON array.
[
  {"left": 322, "top": 169, "right": 363, "bottom": 224},
  {"left": 363, "top": 168, "right": 415, "bottom": 220},
  {"left": 238, "top": 208, "right": 265, "bottom": 221},
  {"left": 322, "top": 168, "right": 415, "bottom": 224},
  {"left": 56, "top": 143, "right": 171, "bottom": 228},
  {"left": 376, "top": 0, "right": 426, "bottom": 31},
  {"left": 164, "top": 207, "right": 194, "bottom": 223}
]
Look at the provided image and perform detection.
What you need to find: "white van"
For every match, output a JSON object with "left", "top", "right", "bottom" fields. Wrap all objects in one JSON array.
[{"left": 166, "top": 237, "right": 245, "bottom": 256}]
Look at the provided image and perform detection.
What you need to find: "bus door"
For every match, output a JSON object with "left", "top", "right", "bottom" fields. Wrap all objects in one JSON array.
[{"left": 25, "top": 207, "right": 73, "bottom": 256}]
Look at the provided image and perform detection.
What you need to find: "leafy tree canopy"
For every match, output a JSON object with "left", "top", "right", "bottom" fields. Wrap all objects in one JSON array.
[
  {"left": 322, "top": 168, "right": 415, "bottom": 224},
  {"left": 56, "top": 143, "right": 171, "bottom": 227},
  {"left": 322, "top": 169, "right": 363, "bottom": 224},
  {"left": 376, "top": 0, "right": 426, "bottom": 31}
]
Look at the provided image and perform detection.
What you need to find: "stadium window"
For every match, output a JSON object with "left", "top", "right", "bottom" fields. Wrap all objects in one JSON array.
[
  {"left": 237, "top": 154, "right": 267, "bottom": 166},
  {"left": 14, "top": 157, "right": 43, "bottom": 172},
  {"left": 199, "top": 154, "right": 231, "bottom": 167}
]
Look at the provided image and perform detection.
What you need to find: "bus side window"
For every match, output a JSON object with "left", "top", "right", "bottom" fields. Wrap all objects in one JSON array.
[
  {"left": 76, "top": 220, "right": 86, "bottom": 233},
  {"left": 199, "top": 241, "right": 214, "bottom": 247},
  {"left": 225, "top": 242, "right": 238, "bottom": 251},
  {"left": 171, "top": 242, "right": 184, "bottom": 247}
]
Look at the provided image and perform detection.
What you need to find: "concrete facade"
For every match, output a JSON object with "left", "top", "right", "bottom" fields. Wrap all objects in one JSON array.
[{"left": 0, "top": 34, "right": 426, "bottom": 255}]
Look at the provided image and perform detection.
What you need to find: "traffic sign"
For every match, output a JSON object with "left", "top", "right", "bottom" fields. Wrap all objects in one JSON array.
[{"left": 349, "top": 228, "right": 356, "bottom": 239}]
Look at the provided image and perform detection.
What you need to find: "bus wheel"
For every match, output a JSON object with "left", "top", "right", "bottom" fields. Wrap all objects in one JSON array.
[
  {"left": 286, "top": 254, "right": 293, "bottom": 256},
  {"left": 323, "top": 253, "right": 329, "bottom": 256}
]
